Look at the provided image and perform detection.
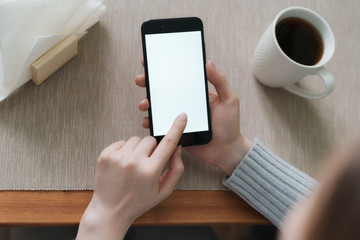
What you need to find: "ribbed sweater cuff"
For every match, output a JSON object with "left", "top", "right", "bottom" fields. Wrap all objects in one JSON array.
[{"left": 223, "top": 139, "right": 318, "bottom": 229}]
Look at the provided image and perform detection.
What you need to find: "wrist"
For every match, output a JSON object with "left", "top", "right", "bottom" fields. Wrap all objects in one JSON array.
[
  {"left": 216, "top": 134, "right": 253, "bottom": 176},
  {"left": 76, "top": 199, "right": 131, "bottom": 240}
]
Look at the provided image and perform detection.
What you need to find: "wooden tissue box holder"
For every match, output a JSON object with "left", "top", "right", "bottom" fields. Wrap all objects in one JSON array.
[{"left": 31, "top": 34, "right": 78, "bottom": 85}]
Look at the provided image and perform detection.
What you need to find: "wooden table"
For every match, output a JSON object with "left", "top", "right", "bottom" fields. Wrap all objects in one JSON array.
[
  {"left": 1, "top": 0, "right": 359, "bottom": 226},
  {"left": 0, "top": 191, "right": 268, "bottom": 226}
]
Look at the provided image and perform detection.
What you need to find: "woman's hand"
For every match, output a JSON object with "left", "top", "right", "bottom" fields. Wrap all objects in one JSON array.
[
  {"left": 76, "top": 113, "right": 187, "bottom": 240},
  {"left": 135, "top": 60, "right": 252, "bottom": 176}
]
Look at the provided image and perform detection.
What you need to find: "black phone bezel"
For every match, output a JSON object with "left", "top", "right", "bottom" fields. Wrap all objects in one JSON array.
[{"left": 141, "top": 17, "right": 212, "bottom": 146}]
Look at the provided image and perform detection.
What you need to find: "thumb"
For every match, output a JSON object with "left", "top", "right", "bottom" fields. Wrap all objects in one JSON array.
[{"left": 206, "top": 60, "right": 235, "bottom": 101}]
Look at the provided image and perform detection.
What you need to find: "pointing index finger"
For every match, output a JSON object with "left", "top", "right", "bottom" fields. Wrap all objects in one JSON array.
[{"left": 151, "top": 113, "right": 187, "bottom": 166}]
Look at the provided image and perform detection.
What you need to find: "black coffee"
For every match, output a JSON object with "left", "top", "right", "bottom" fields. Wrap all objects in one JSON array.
[{"left": 276, "top": 17, "right": 324, "bottom": 66}]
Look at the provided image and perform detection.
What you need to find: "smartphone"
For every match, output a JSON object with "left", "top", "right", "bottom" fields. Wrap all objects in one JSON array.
[{"left": 141, "top": 17, "right": 211, "bottom": 146}]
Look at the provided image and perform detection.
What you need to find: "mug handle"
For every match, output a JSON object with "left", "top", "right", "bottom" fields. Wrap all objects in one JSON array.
[{"left": 283, "top": 67, "right": 335, "bottom": 99}]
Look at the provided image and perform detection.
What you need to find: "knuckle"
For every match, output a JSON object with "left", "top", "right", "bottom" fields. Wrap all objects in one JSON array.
[
  {"left": 143, "top": 167, "right": 157, "bottom": 179},
  {"left": 98, "top": 150, "right": 111, "bottom": 164},
  {"left": 130, "top": 136, "right": 141, "bottom": 141},
  {"left": 129, "top": 136, "right": 142, "bottom": 144},
  {"left": 98, "top": 152, "right": 118, "bottom": 170},
  {"left": 144, "top": 135, "right": 157, "bottom": 144},
  {"left": 121, "top": 159, "right": 137, "bottom": 171},
  {"left": 171, "top": 162, "right": 184, "bottom": 177},
  {"left": 115, "top": 154, "right": 138, "bottom": 172},
  {"left": 176, "top": 162, "right": 185, "bottom": 174}
]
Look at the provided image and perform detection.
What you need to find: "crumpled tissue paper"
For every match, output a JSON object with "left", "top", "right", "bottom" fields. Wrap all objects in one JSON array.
[{"left": 0, "top": 0, "right": 106, "bottom": 101}]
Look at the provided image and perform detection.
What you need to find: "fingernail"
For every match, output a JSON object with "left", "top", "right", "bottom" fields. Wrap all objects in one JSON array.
[
  {"left": 207, "top": 59, "right": 216, "bottom": 69},
  {"left": 179, "top": 113, "right": 187, "bottom": 121}
]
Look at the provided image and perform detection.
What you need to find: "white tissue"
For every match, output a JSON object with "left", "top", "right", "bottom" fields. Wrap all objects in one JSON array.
[{"left": 0, "top": 0, "right": 106, "bottom": 101}]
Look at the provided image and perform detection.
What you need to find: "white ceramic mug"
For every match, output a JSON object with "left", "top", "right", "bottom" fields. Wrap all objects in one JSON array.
[{"left": 252, "top": 6, "right": 335, "bottom": 99}]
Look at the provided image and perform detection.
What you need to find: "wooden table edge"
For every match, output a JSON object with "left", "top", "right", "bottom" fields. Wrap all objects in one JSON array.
[{"left": 0, "top": 190, "right": 269, "bottom": 226}]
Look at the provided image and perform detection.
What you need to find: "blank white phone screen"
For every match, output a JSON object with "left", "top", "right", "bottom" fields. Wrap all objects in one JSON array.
[{"left": 145, "top": 31, "right": 208, "bottom": 136}]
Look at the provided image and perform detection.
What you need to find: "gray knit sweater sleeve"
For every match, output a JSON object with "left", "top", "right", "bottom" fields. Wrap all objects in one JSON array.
[{"left": 223, "top": 139, "right": 318, "bottom": 229}]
